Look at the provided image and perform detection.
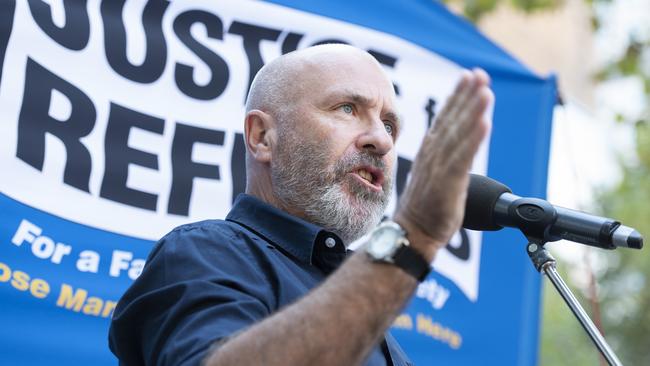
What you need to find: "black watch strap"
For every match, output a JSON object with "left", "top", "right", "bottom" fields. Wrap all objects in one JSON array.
[{"left": 393, "top": 245, "right": 431, "bottom": 282}]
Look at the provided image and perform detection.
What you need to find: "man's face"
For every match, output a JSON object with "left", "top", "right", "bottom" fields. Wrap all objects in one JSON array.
[{"left": 270, "top": 53, "right": 400, "bottom": 243}]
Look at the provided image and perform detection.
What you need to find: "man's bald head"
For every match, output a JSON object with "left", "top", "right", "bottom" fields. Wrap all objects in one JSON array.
[{"left": 245, "top": 44, "right": 389, "bottom": 122}]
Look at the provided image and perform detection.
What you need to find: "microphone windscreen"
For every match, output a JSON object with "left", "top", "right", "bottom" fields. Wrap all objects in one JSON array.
[{"left": 463, "top": 174, "right": 512, "bottom": 231}]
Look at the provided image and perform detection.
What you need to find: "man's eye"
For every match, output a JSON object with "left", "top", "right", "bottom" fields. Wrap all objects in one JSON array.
[
  {"left": 341, "top": 104, "right": 353, "bottom": 114},
  {"left": 384, "top": 123, "right": 394, "bottom": 136}
]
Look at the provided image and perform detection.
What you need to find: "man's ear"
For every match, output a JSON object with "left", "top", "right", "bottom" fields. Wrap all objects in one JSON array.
[{"left": 244, "top": 110, "right": 275, "bottom": 163}]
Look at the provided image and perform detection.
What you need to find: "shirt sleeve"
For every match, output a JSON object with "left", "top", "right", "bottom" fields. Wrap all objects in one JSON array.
[{"left": 108, "top": 223, "right": 275, "bottom": 366}]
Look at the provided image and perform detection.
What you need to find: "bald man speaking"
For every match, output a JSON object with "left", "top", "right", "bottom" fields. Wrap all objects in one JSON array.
[{"left": 109, "top": 44, "right": 493, "bottom": 366}]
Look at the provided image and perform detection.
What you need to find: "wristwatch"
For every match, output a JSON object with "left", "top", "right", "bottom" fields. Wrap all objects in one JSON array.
[{"left": 364, "top": 221, "right": 431, "bottom": 282}]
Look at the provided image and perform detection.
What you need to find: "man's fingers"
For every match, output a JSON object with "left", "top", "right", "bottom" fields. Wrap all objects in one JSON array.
[
  {"left": 397, "top": 68, "right": 493, "bottom": 247},
  {"left": 420, "top": 67, "right": 492, "bottom": 171},
  {"left": 421, "top": 84, "right": 492, "bottom": 177},
  {"left": 456, "top": 86, "right": 494, "bottom": 128},
  {"left": 431, "top": 68, "right": 490, "bottom": 133},
  {"left": 450, "top": 112, "right": 492, "bottom": 172},
  {"left": 472, "top": 67, "right": 490, "bottom": 87},
  {"left": 451, "top": 86, "right": 493, "bottom": 151},
  {"left": 452, "top": 69, "right": 489, "bottom": 112},
  {"left": 427, "top": 85, "right": 492, "bottom": 153},
  {"left": 431, "top": 70, "right": 474, "bottom": 131}
]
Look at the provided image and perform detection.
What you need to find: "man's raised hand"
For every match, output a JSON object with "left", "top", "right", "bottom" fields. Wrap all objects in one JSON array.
[{"left": 394, "top": 69, "right": 493, "bottom": 260}]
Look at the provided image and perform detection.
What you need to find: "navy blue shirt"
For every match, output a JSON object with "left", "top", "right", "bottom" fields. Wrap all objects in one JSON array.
[{"left": 109, "top": 194, "right": 412, "bottom": 366}]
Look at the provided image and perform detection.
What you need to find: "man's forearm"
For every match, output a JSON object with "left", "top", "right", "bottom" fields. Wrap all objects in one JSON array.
[{"left": 203, "top": 249, "right": 428, "bottom": 366}]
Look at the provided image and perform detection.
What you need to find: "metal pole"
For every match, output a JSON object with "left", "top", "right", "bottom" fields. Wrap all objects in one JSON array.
[{"left": 541, "top": 261, "right": 623, "bottom": 366}]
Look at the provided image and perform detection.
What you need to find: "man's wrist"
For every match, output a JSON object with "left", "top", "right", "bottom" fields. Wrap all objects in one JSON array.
[
  {"left": 363, "top": 221, "right": 432, "bottom": 282},
  {"left": 392, "top": 214, "right": 442, "bottom": 263}
]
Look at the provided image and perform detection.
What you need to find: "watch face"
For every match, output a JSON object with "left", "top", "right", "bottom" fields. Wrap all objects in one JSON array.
[{"left": 367, "top": 226, "right": 401, "bottom": 259}]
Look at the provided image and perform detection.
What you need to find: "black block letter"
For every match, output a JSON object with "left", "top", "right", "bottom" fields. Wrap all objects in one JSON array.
[
  {"left": 230, "top": 132, "right": 246, "bottom": 204},
  {"left": 228, "top": 21, "right": 281, "bottom": 102},
  {"left": 168, "top": 123, "right": 224, "bottom": 216},
  {"left": 101, "top": 0, "right": 169, "bottom": 83},
  {"left": 100, "top": 103, "right": 164, "bottom": 211},
  {"left": 28, "top": 0, "right": 90, "bottom": 50},
  {"left": 17, "top": 58, "right": 95, "bottom": 192},
  {"left": 173, "top": 10, "right": 229, "bottom": 100}
]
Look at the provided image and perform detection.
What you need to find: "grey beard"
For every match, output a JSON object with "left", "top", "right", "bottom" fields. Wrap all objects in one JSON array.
[
  {"left": 271, "top": 131, "right": 392, "bottom": 244},
  {"left": 300, "top": 179, "right": 388, "bottom": 244}
]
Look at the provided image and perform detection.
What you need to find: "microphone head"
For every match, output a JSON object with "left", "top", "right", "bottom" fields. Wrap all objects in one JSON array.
[
  {"left": 628, "top": 230, "right": 644, "bottom": 249},
  {"left": 463, "top": 174, "right": 512, "bottom": 231}
]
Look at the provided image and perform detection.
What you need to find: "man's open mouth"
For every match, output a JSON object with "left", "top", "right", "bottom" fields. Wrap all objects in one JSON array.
[
  {"left": 358, "top": 169, "right": 374, "bottom": 183},
  {"left": 353, "top": 167, "right": 384, "bottom": 191}
]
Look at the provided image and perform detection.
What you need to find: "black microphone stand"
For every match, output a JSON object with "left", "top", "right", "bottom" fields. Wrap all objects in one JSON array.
[{"left": 526, "top": 239, "right": 622, "bottom": 366}]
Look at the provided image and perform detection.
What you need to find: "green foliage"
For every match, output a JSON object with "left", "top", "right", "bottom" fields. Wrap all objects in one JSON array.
[
  {"left": 455, "top": 0, "right": 499, "bottom": 22},
  {"left": 441, "top": 0, "right": 562, "bottom": 22},
  {"left": 596, "top": 39, "right": 649, "bottom": 81},
  {"left": 513, "top": 0, "right": 563, "bottom": 12}
]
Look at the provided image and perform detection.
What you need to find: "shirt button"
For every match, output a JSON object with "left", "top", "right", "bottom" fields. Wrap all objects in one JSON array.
[{"left": 324, "top": 237, "right": 336, "bottom": 248}]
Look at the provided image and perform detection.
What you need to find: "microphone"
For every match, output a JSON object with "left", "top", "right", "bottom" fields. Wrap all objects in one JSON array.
[{"left": 463, "top": 174, "right": 644, "bottom": 250}]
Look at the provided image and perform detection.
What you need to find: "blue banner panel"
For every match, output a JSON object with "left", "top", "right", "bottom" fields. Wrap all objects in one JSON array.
[{"left": 0, "top": 193, "right": 152, "bottom": 365}]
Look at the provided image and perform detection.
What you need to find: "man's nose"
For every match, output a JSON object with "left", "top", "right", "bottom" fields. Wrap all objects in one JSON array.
[{"left": 356, "top": 121, "right": 393, "bottom": 156}]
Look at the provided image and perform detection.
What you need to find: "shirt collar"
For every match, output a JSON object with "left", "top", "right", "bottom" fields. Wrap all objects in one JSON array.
[{"left": 226, "top": 194, "right": 346, "bottom": 269}]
